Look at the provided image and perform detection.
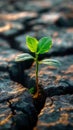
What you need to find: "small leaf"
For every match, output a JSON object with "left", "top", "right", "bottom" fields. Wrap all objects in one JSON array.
[
  {"left": 26, "top": 36, "right": 38, "bottom": 52},
  {"left": 39, "top": 59, "right": 61, "bottom": 67},
  {"left": 29, "top": 87, "right": 36, "bottom": 94},
  {"left": 37, "top": 37, "right": 52, "bottom": 54},
  {"left": 15, "top": 53, "right": 34, "bottom": 62}
]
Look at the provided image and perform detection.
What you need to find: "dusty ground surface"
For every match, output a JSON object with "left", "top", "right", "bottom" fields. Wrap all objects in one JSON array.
[{"left": 0, "top": 0, "right": 73, "bottom": 130}]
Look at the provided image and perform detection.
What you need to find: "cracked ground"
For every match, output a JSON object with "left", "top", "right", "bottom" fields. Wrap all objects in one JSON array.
[{"left": 0, "top": 0, "right": 73, "bottom": 130}]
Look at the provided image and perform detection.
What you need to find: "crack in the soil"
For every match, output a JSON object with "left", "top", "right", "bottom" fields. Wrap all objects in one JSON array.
[{"left": 7, "top": 100, "right": 16, "bottom": 115}]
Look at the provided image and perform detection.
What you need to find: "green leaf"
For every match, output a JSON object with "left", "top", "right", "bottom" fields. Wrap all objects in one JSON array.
[
  {"left": 26, "top": 36, "right": 38, "bottom": 52},
  {"left": 29, "top": 87, "right": 36, "bottom": 94},
  {"left": 39, "top": 59, "right": 61, "bottom": 67},
  {"left": 15, "top": 53, "right": 34, "bottom": 62},
  {"left": 37, "top": 37, "right": 52, "bottom": 54}
]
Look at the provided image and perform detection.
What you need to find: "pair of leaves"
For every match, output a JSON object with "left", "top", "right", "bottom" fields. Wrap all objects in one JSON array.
[
  {"left": 15, "top": 53, "right": 60, "bottom": 67},
  {"left": 15, "top": 36, "right": 60, "bottom": 67},
  {"left": 15, "top": 36, "right": 52, "bottom": 61},
  {"left": 26, "top": 36, "right": 52, "bottom": 54}
]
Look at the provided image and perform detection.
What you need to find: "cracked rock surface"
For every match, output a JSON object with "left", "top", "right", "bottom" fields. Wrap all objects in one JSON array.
[
  {"left": 0, "top": 0, "right": 73, "bottom": 130},
  {"left": 34, "top": 95, "right": 73, "bottom": 130},
  {"left": 0, "top": 72, "right": 37, "bottom": 130}
]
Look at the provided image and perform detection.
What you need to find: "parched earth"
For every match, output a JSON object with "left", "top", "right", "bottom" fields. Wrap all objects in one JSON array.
[{"left": 0, "top": 0, "right": 73, "bottom": 130}]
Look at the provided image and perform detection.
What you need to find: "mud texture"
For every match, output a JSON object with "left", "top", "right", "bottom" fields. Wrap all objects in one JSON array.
[{"left": 0, "top": 0, "right": 73, "bottom": 130}]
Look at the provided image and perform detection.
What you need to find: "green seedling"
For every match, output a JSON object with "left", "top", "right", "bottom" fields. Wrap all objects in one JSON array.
[{"left": 15, "top": 36, "right": 60, "bottom": 98}]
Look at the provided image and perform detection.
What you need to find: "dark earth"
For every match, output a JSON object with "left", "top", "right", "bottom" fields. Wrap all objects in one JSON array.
[{"left": 0, "top": 0, "right": 73, "bottom": 130}]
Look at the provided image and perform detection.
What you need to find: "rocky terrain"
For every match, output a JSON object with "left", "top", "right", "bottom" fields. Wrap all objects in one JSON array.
[{"left": 0, "top": 0, "right": 73, "bottom": 130}]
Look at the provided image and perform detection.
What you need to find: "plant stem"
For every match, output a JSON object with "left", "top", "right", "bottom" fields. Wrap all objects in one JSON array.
[{"left": 35, "top": 53, "right": 39, "bottom": 97}]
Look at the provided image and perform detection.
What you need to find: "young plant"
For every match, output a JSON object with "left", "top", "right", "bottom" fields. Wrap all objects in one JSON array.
[{"left": 15, "top": 36, "right": 60, "bottom": 97}]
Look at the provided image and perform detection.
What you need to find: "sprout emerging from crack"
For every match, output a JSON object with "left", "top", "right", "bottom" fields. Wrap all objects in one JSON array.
[{"left": 15, "top": 36, "right": 61, "bottom": 98}]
